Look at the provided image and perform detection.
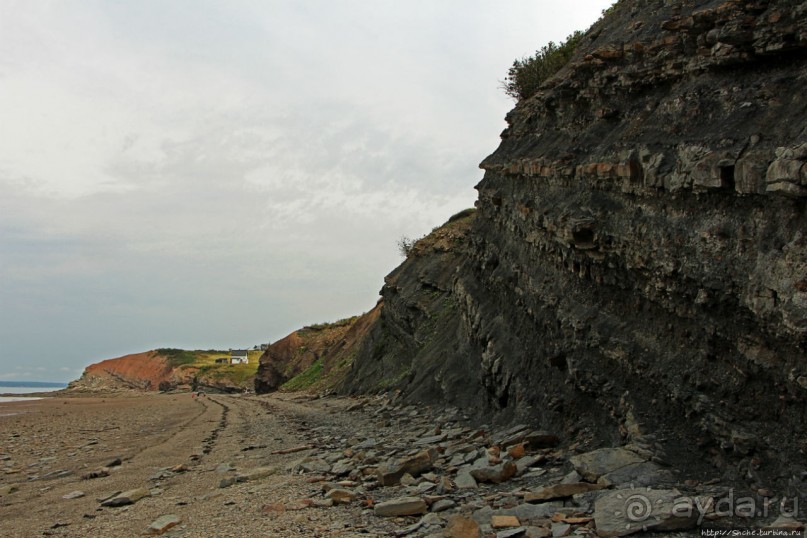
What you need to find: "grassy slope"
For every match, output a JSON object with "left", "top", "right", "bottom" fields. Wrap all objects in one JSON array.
[
  {"left": 157, "top": 349, "right": 262, "bottom": 389},
  {"left": 276, "top": 208, "right": 476, "bottom": 393},
  {"left": 276, "top": 317, "right": 361, "bottom": 392}
]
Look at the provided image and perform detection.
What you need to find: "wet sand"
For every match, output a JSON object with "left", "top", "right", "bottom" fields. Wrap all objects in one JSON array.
[{"left": 0, "top": 393, "right": 369, "bottom": 537}]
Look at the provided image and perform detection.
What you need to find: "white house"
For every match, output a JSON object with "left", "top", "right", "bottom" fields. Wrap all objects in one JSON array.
[{"left": 230, "top": 350, "right": 249, "bottom": 365}]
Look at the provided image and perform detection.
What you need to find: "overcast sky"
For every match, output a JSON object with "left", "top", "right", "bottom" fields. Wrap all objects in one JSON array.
[{"left": 0, "top": 0, "right": 612, "bottom": 382}]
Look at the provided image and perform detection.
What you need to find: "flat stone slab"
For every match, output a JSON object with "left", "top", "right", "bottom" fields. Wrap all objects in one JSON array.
[
  {"left": 221, "top": 466, "right": 277, "bottom": 487},
  {"left": 238, "top": 466, "right": 276, "bottom": 481},
  {"left": 415, "top": 433, "right": 448, "bottom": 446},
  {"left": 446, "top": 515, "right": 480, "bottom": 538},
  {"left": 497, "top": 528, "right": 527, "bottom": 538},
  {"left": 455, "top": 470, "right": 478, "bottom": 489},
  {"left": 374, "top": 496, "right": 428, "bottom": 517},
  {"left": 477, "top": 503, "right": 563, "bottom": 524},
  {"left": 492, "top": 515, "right": 521, "bottom": 528},
  {"left": 515, "top": 455, "right": 542, "bottom": 475},
  {"left": 297, "top": 457, "right": 331, "bottom": 473},
  {"left": 100, "top": 487, "right": 150, "bottom": 507},
  {"left": 96, "top": 490, "right": 121, "bottom": 503},
  {"left": 330, "top": 460, "right": 353, "bottom": 476},
  {"left": 377, "top": 450, "right": 434, "bottom": 486},
  {"left": 525, "top": 482, "right": 607, "bottom": 502},
  {"left": 594, "top": 488, "right": 699, "bottom": 537},
  {"left": 431, "top": 498, "right": 456, "bottom": 512},
  {"left": 40, "top": 469, "right": 73, "bottom": 480},
  {"left": 570, "top": 448, "right": 644, "bottom": 482},
  {"left": 146, "top": 514, "right": 181, "bottom": 535},
  {"left": 597, "top": 461, "right": 674, "bottom": 487}
]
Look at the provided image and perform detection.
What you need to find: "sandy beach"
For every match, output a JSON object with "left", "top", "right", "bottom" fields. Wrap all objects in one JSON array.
[
  {"left": 0, "top": 393, "right": 372, "bottom": 538},
  {"left": 5, "top": 391, "right": 796, "bottom": 538}
]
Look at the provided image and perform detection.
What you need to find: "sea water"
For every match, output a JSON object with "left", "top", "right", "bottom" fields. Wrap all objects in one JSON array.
[
  {"left": 0, "top": 396, "right": 43, "bottom": 404},
  {"left": 0, "top": 383, "right": 66, "bottom": 402},
  {"left": 0, "top": 385, "right": 65, "bottom": 413}
]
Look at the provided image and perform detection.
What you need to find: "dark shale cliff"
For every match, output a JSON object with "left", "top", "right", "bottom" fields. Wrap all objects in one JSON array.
[{"left": 257, "top": 0, "right": 806, "bottom": 492}]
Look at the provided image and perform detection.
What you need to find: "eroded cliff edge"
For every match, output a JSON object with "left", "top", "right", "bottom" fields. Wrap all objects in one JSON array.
[
  {"left": 69, "top": 350, "right": 257, "bottom": 393},
  {"left": 258, "top": 0, "right": 806, "bottom": 491}
]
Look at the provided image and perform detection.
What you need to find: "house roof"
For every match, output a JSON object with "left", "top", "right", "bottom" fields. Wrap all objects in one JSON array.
[{"left": 230, "top": 350, "right": 249, "bottom": 357}]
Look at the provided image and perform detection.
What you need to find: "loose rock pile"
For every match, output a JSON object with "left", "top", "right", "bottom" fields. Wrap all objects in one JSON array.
[{"left": 258, "top": 395, "right": 804, "bottom": 537}]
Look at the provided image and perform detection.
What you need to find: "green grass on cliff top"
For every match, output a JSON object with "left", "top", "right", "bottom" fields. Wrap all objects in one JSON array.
[{"left": 155, "top": 348, "right": 261, "bottom": 385}]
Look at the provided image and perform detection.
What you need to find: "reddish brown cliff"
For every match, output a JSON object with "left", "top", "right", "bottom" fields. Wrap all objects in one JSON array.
[
  {"left": 69, "top": 351, "right": 174, "bottom": 392},
  {"left": 255, "top": 306, "right": 380, "bottom": 393}
]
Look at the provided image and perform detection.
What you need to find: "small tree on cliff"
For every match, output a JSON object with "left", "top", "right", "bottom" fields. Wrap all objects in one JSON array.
[
  {"left": 397, "top": 236, "right": 417, "bottom": 257},
  {"left": 501, "top": 31, "right": 584, "bottom": 102}
]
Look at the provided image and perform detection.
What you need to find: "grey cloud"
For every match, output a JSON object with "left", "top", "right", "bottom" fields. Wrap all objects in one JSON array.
[{"left": 0, "top": 0, "right": 613, "bottom": 381}]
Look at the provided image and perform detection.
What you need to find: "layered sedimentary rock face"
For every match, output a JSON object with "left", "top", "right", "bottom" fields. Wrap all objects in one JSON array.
[
  {"left": 68, "top": 351, "right": 175, "bottom": 392},
  {"left": 253, "top": 309, "right": 380, "bottom": 394},
  {"left": 343, "top": 0, "right": 806, "bottom": 488}
]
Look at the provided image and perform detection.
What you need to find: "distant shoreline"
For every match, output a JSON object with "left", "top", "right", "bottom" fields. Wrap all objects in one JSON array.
[
  {"left": 0, "top": 396, "right": 43, "bottom": 404},
  {"left": 0, "top": 384, "right": 67, "bottom": 397},
  {"left": 0, "top": 381, "right": 68, "bottom": 388}
]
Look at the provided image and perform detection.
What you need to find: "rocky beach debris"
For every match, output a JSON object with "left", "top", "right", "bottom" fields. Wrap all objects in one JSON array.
[
  {"left": 1, "top": 392, "right": 803, "bottom": 536},
  {"left": 251, "top": 393, "right": 801, "bottom": 538},
  {"left": 286, "top": 0, "right": 807, "bottom": 507}
]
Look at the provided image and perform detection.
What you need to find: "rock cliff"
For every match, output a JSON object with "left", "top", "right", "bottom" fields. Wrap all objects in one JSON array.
[
  {"left": 69, "top": 351, "right": 175, "bottom": 392},
  {"left": 253, "top": 310, "right": 379, "bottom": 393},
  {"left": 257, "top": 0, "right": 806, "bottom": 492},
  {"left": 69, "top": 350, "right": 256, "bottom": 393}
]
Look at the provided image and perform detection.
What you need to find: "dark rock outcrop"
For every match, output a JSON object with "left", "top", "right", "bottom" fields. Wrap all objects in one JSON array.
[
  {"left": 262, "top": 0, "right": 807, "bottom": 493},
  {"left": 345, "top": 0, "right": 806, "bottom": 489},
  {"left": 341, "top": 211, "right": 482, "bottom": 407}
]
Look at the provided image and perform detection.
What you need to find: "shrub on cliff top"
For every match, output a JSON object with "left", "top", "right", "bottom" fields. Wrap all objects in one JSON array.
[
  {"left": 397, "top": 235, "right": 419, "bottom": 257},
  {"left": 155, "top": 348, "right": 197, "bottom": 367},
  {"left": 501, "top": 30, "right": 584, "bottom": 102}
]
